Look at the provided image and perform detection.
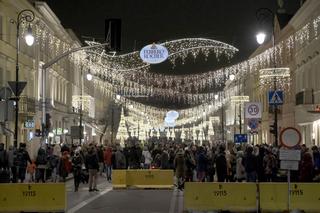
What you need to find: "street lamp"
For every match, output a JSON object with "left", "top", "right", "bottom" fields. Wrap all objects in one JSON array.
[
  {"left": 10, "top": 9, "right": 35, "bottom": 148},
  {"left": 78, "top": 69, "right": 94, "bottom": 144},
  {"left": 25, "top": 24, "right": 34, "bottom": 46},
  {"left": 256, "top": 32, "right": 266, "bottom": 45},
  {"left": 86, "top": 73, "right": 93, "bottom": 81},
  {"left": 256, "top": 8, "right": 279, "bottom": 146}
]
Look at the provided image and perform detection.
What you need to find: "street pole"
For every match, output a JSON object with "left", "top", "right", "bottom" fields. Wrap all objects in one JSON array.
[
  {"left": 12, "top": 10, "right": 35, "bottom": 148},
  {"left": 272, "top": 21, "right": 278, "bottom": 147},
  {"left": 111, "top": 107, "right": 114, "bottom": 144},
  {"left": 256, "top": 8, "right": 278, "bottom": 146},
  {"left": 221, "top": 104, "right": 225, "bottom": 144},
  {"left": 79, "top": 66, "right": 83, "bottom": 144},
  {"left": 14, "top": 16, "right": 20, "bottom": 149},
  {"left": 239, "top": 103, "right": 242, "bottom": 134}
]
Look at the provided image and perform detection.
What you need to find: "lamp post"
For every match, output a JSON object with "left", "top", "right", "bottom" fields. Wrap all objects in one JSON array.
[
  {"left": 79, "top": 67, "right": 93, "bottom": 144},
  {"left": 256, "top": 8, "right": 278, "bottom": 146},
  {"left": 11, "top": 9, "right": 35, "bottom": 148}
]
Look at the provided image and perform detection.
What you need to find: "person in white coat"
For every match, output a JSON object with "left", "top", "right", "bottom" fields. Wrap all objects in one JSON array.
[
  {"left": 142, "top": 146, "right": 152, "bottom": 169},
  {"left": 235, "top": 151, "right": 246, "bottom": 182}
]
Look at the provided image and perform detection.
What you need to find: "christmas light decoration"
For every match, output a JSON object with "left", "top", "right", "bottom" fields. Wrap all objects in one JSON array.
[{"left": 18, "top": 13, "right": 320, "bottom": 135}]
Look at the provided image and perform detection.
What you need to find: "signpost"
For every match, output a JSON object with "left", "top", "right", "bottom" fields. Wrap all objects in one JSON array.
[
  {"left": 234, "top": 134, "right": 247, "bottom": 143},
  {"left": 268, "top": 90, "right": 284, "bottom": 105},
  {"left": 279, "top": 127, "right": 302, "bottom": 212},
  {"left": 244, "top": 102, "right": 262, "bottom": 119}
]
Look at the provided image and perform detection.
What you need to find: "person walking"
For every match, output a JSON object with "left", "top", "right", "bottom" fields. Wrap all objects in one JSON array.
[
  {"left": 35, "top": 147, "right": 48, "bottom": 183},
  {"left": 299, "top": 152, "right": 314, "bottom": 182},
  {"left": 7, "top": 145, "right": 16, "bottom": 182},
  {"left": 0, "top": 143, "right": 9, "bottom": 183},
  {"left": 72, "top": 150, "right": 83, "bottom": 192},
  {"left": 242, "top": 146, "right": 258, "bottom": 182},
  {"left": 85, "top": 145, "right": 99, "bottom": 192},
  {"left": 185, "top": 149, "right": 196, "bottom": 182},
  {"left": 174, "top": 148, "right": 185, "bottom": 190},
  {"left": 26, "top": 160, "right": 36, "bottom": 182},
  {"left": 142, "top": 146, "right": 152, "bottom": 169},
  {"left": 206, "top": 147, "right": 216, "bottom": 182},
  {"left": 15, "top": 143, "right": 32, "bottom": 183},
  {"left": 216, "top": 145, "right": 227, "bottom": 182},
  {"left": 263, "top": 149, "right": 277, "bottom": 182},
  {"left": 196, "top": 146, "right": 207, "bottom": 182},
  {"left": 104, "top": 146, "right": 112, "bottom": 181},
  {"left": 235, "top": 151, "right": 246, "bottom": 182},
  {"left": 160, "top": 148, "right": 169, "bottom": 169},
  {"left": 58, "top": 151, "right": 72, "bottom": 182},
  {"left": 97, "top": 145, "right": 104, "bottom": 176}
]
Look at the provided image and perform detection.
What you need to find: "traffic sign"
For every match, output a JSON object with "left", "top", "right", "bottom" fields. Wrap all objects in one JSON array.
[
  {"left": 234, "top": 134, "right": 247, "bottom": 143},
  {"left": 244, "top": 102, "right": 262, "bottom": 119},
  {"left": 279, "top": 149, "right": 301, "bottom": 161},
  {"left": 280, "top": 127, "right": 301, "bottom": 148},
  {"left": 248, "top": 118, "right": 259, "bottom": 130},
  {"left": 8, "top": 81, "right": 27, "bottom": 97},
  {"left": 280, "top": 160, "right": 299, "bottom": 171},
  {"left": 268, "top": 90, "right": 283, "bottom": 105}
]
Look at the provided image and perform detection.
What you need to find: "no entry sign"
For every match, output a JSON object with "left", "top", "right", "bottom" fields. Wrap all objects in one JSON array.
[
  {"left": 244, "top": 102, "right": 262, "bottom": 119},
  {"left": 280, "top": 127, "right": 301, "bottom": 148}
]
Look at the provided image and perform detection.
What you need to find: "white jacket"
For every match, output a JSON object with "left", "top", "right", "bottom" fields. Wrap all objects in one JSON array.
[{"left": 142, "top": 150, "right": 152, "bottom": 164}]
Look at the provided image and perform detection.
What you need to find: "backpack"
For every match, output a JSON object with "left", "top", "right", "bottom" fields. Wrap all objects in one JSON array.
[
  {"left": 14, "top": 151, "right": 25, "bottom": 167},
  {"left": 64, "top": 159, "right": 72, "bottom": 173},
  {"left": 49, "top": 155, "right": 59, "bottom": 168},
  {"left": 140, "top": 154, "right": 145, "bottom": 164},
  {"left": 36, "top": 153, "right": 47, "bottom": 165}
]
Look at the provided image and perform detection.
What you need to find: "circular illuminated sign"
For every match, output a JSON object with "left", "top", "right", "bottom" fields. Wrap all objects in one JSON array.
[
  {"left": 140, "top": 44, "right": 169, "bottom": 64},
  {"left": 280, "top": 127, "right": 301, "bottom": 148},
  {"left": 166, "top": 110, "right": 179, "bottom": 120}
]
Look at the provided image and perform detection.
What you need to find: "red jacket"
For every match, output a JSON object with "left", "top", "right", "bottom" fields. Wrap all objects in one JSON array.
[{"left": 104, "top": 147, "right": 112, "bottom": 166}]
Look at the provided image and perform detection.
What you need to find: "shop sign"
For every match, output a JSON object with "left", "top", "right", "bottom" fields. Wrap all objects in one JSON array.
[
  {"left": 53, "top": 128, "right": 63, "bottom": 135},
  {"left": 140, "top": 43, "right": 168, "bottom": 64},
  {"left": 24, "top": 120, "right": 35, "bottom": 128}
]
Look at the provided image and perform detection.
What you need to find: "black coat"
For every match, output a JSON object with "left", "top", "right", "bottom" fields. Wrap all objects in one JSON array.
[{"left": 85, "top": 152, "right": 99, "bottom": 170}]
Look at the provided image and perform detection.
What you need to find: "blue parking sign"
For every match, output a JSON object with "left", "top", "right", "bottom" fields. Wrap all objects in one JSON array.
[
  {"left": 234, "top": 134, "right": 248, "bottom": 143},
  {"left": 268, "top": 90, "right": 283, "bottom": 105}
]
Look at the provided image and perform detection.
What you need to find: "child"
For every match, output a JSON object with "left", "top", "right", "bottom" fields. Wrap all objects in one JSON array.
[{"left": 26, "top": 160, "right": 36, "bottom": 182}]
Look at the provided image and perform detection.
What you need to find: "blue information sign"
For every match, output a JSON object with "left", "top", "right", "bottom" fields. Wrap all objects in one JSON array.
[
  {"left": 234, "top": 134, "right": 248, "bottom": 143},
  {"left": 248, "top": 118, "right": 259, "bottom": 130},
  {"left": 268, "top": 90, "right": 284, "bottom": 105}
]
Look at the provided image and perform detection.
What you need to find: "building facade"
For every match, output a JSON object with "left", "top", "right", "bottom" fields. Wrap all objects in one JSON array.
[
  {"left": 0, "top": 0, "right": 110, "bottom": 147},
  {"left": 223, "top": 0, "right": 320, "bottom": 147}
]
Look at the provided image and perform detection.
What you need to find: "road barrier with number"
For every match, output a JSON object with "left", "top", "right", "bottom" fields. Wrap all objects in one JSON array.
[
  {"left": 0, "top": 183, "right": 66, "bottom": 212},
  {"left": 112, "top": 170, "right": 127, "bottom": 188},
  {"left": 260, "top": 183, "right": 320, "bottom": 212},
  {"left": 184, "top": 182, "right": 257, "bottom": 212},
  {"left": 184, "top": 182, "right": 320, "bottom": 212},
  {"left": 112, "top": 169, "right": 174, "bottom": 189}
]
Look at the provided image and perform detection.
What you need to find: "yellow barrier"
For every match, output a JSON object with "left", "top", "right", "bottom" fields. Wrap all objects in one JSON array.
[
  {"left": 260, "top": 183, "right": 320, "bottom": 212},
  {"left": 126, "top": 170, "right": 174, "bottom": 188},
  {"left": 184, "top": 182, "right": 257, "bottom": 212},
  {"left": 0, "top": 183, "right": 66, "bottom": 212},
  {"left": 112, "top": 170, "right": 127, "bottom": 188},
  {"left": 112, "top": 170, "right": 174, "bottom": 189}
]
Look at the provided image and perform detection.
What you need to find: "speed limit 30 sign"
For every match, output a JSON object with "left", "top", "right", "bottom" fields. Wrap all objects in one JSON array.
[{"left": 244, "top": 102, "right": 262, "bottom": 119}]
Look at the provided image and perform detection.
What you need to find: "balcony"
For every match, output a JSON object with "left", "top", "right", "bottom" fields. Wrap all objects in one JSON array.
[{"left": 19, "top": 96, "right": 36, "bottom": 115}]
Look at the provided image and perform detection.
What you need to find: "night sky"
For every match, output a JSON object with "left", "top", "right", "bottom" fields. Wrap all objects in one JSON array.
[{"left": 43, "top": 0, "right": 301, "bottom": 74}]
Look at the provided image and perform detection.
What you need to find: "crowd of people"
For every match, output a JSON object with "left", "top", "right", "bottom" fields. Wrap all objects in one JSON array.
[{"left": 1, "top": 138, "right": 320, "bottom": 192}]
